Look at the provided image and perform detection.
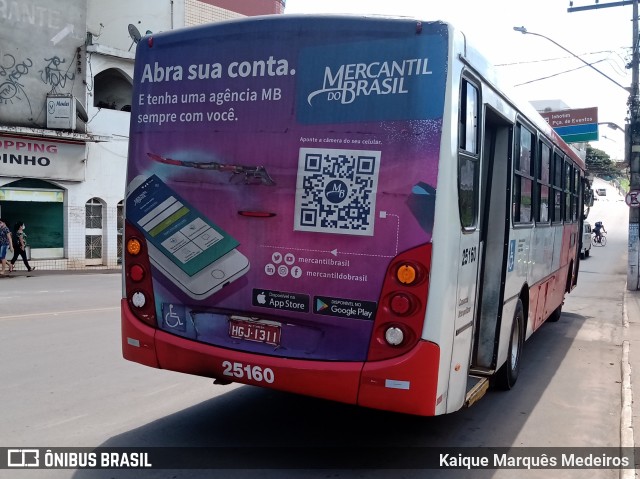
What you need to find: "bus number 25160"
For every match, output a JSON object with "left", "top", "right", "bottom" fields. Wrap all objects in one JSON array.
[
  {"left": 222, "top": 361, "right": 275, "bottom": 383},
  {"left": 462, "top": 247, "right": 477, "bottom": 266}
]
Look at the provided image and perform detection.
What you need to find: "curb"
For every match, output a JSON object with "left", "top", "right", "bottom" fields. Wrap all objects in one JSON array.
[{"left": 622, "top": 289, "right": 636, "bottom": 479}]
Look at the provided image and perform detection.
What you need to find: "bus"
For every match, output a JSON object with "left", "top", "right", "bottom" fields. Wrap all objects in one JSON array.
[{"left": 122, "top": 14, "right": 588, "bottom": 416}]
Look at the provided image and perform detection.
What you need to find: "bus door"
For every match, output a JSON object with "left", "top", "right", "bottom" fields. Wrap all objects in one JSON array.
[
  {"left": 471, "top": 107, "right": 512, "bottom": 373},
  {"left": 449, "top": 78, "right": 482, "bottom": 408}
]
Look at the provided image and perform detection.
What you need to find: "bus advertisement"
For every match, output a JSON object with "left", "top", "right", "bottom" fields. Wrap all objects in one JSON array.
[{"left": 122, "top": 15, "right": 585, "bottom": 416}]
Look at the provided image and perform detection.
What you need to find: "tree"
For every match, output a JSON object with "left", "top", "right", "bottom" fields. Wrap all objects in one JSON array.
[{"left": 585, "top": 145, "right": 623, "bottom": 179}]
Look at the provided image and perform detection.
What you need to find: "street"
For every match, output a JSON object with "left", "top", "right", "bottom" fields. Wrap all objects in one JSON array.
[{"left": 0, "top": 186, "right": 631, "bottom": 479}]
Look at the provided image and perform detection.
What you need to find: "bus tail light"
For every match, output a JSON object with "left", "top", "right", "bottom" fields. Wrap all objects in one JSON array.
[
  {"left": 367, "top": 244, "right": 431, "bottom": 361},
  {"left": 124, "top": 220, "right": 157, "bottom": 328},
  {"left": 384, "top": 326, "right": 405, "bottom": 346}
]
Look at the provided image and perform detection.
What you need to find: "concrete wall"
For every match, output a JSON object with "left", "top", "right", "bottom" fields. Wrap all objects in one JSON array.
[
  {"left": 0, "top": 0, "right": 87, "bottom": 128},
  {"left": 87, "top": 0, "right": 181, "bottom": 53}
]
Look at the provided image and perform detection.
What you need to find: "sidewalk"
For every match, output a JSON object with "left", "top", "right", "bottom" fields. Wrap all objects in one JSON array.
[
  {"left": 0, "top": 267, "right": 121, "bottom": 277},
  {"left": 624, "top": 288, "right": 640, "bottom": 475}
]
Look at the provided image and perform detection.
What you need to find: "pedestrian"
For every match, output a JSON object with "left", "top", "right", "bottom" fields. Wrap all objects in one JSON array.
[
  {"left": 9, "top": 221, "right": 35, "bottom": 272},
  {"left": 0, "top": 218, "right": 14, "bottom": 275}
]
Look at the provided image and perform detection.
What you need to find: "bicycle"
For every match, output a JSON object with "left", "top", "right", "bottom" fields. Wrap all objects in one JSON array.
[{"left": 591, "top": 232, "right": 607, "bottom": 247}]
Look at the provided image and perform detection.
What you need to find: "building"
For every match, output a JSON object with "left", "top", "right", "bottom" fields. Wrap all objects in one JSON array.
[{"left": 0, "top": 0, "right": 283, "bottom": 270}]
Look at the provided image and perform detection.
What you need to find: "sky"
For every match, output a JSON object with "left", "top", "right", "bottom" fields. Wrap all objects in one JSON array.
[{"left": 284, "top": 0, "right": 633, "bottom": 160}]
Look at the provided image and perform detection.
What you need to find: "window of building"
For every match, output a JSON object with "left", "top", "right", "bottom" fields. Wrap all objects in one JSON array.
[
  {"left": 85, "top": 198, "right": 103, "bottom": 228},
  {"left": 93, "top": 68, "right": 133, "bottom": 111},
  {"left": 85, "top": 198, "right": 103, "bottom": 260},
  {"left": 86, "top": 235, "right": 103, "bottom": 260}
]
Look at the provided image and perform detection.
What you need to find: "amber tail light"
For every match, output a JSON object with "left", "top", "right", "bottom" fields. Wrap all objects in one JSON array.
[
  {"left": 367, "top": 243, "right": 431, "bottom": 361},
  {"left": 124, "top": 220, "right": 157, "bottom": 327}
]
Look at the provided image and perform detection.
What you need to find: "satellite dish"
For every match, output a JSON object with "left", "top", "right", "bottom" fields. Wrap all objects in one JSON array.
[{"left": 128, "top": 24, "right": 142, "bottom": 51}]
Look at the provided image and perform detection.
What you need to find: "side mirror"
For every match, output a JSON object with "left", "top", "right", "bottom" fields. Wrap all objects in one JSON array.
[{"left": 585, "top": 188, "right": 594, "bottom": 208}]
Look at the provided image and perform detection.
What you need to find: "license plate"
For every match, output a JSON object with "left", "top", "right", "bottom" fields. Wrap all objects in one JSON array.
[{"left": 228, "top": 316, "right": 281, "bottom": 346}]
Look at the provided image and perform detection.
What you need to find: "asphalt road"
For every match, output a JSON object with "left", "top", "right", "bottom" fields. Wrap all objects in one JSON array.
[{"left": 0, "top": 190, "right": 630, "bottom": 479}]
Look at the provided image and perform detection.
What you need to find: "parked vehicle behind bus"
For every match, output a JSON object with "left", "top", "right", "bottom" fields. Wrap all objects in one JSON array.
[{"left": 122, "top": 15, "right": 587, "bottom": 416}]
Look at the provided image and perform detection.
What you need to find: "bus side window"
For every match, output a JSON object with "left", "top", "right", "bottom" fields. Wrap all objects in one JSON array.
[
  {"left": 564, "top": 161, "right": 572, "bottom": 222},
  {"left": 552, "top": 152, "right": 564, "bottom": 223},
  {"left": 459, "top": 80, "right": 478, "bottom": 155},
  {"left": 458, "top": 79, "right": 480, "bottom": 229},
  {"left": 536, "top": 141, "right": 551, "bottom": 223},
  {"left": 513, "top": 123, "right": 534, "bottom": 224},
  {"left": 573, "top": 169, "right": 580, "bottom": 220}
]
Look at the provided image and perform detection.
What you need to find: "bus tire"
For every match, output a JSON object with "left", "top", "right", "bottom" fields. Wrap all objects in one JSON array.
[
  {"left": 496, "top": 299, "right": 524, "bottom": 390},
  {"left": 547, "top": 304, "right": 562, "bottom": 322}
]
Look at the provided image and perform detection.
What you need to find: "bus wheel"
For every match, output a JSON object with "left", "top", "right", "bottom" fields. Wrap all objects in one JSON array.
[
  {"left": 547, "top": 304, "right": 562, "bottom": 322},
  {"left": 496, "top": 299, "right": 524, "bottom": 390}
]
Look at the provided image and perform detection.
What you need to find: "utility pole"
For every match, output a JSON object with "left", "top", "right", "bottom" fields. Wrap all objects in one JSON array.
[
  {"left": 632, "top": 0, "right": 640, "bottom": 290},
  {"left": 568, "top": 0, "right": 640, "bottom": 290}
]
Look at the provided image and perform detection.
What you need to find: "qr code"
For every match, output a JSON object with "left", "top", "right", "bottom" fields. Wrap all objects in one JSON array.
[{"left": 294, "top": 147, "right": 381, "bottom": 236}]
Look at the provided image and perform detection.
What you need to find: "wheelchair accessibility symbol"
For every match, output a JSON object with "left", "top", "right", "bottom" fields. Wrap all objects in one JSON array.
[{"left": 163, "top": 303, "right": 186, "bottom": 332}]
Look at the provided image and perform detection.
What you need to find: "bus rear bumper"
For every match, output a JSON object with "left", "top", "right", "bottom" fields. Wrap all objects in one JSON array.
[
  {"left": 154, "top": 328, "right": 363, "bottom": 405},
  {"left": 121, "top": 299, "right": 159, "bottom": 368},
  {"left": 121, "top": 299, "right": 362, "bottom": 404},
  {"left": 358, "top": 342, "right": 440, "bottom": 416},
  {"left": 122, "top": 300, "right": 440, "bottom": 414}
]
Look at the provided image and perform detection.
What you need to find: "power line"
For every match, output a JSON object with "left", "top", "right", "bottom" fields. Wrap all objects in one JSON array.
[
  {"left": 512, "top": 58, "right": 613, "bottom": 86},
  {"left": 513, "top": 26, "right": 630, "bottom": 91},
  {"left": 495, "top": 49, "right": 628, "bottom": 67}
]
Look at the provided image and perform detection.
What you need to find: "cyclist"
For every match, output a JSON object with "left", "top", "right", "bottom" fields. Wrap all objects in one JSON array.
[{"left": 593, "top": 221, "right": 607, "bottom": 243}]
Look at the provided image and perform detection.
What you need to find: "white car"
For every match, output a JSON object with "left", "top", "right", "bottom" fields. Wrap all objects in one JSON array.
[{"left": 581, "top": 221, "right": 592, "bottom": 259}]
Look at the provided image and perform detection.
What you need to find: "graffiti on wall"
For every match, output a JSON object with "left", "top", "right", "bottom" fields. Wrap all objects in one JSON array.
[
  {"left": 0, "top": 52, "right": 76, "bottom": 119},
  {"left": 40, "top": 56, "right": 75, "bottom": 93},
  {"left": 0, "top": 53, "right": 34, "bottom": 113}
]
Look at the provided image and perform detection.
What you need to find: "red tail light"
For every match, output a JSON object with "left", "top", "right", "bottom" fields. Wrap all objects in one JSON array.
[
  {"left": 367, "top": 243, "right": 431, "bottom": 361},
  {"left": 124, "top": 220, "right": 157, "bottom": 327}
]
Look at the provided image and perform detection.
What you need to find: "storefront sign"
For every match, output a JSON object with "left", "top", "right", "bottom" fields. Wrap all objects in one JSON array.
[
  {"left": 0, "top": 189, "right": 63, "bottom": 202},
  {"left": 0, "top": 134, "right": 86, "bottom": 182}
]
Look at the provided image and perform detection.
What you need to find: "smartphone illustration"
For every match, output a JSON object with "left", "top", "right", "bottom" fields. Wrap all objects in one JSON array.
[{"left": 126, "top": 174, "right": 249, "bottom": 299}]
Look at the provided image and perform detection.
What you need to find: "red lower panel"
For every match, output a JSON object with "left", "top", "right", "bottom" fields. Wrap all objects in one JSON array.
[
  {"left": 358, "top": 341, "right": 440, "bottom": 416},
  {"left": 122, "top": 300, "right": 440, "bottom": 414},
  {"left": 154, "top": 329, "right": 362, "bottom": 404},
  {"left": 121, "top": 299, "right": 159, "bottom": 367}
]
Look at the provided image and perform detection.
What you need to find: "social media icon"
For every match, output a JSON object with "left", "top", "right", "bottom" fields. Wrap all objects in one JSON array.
[{"left": 291, "top": 266, "right": 302, "bottom": 278}]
